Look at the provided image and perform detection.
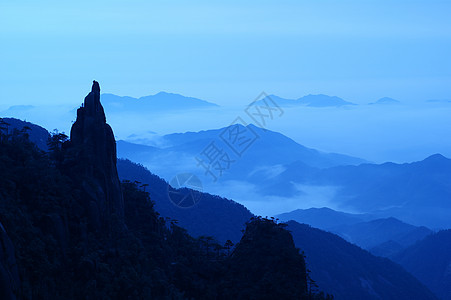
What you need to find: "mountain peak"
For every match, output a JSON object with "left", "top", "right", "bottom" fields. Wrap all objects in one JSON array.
[
  {"left": 426, "top": 153, "right": 446, "bottom": 159},
  {"left": 370, "top": 97, "right": 400, "bottom": 105},
  {"left": 92, "top": 80, "right": 100, "bottom": 93},
  {"left": 423, "top": 153, "right": 448, "bottom": 163},
  {"left": 81, "top": 80, "right": 106, "bottom": 123},
  {"left": 297, "top": 94, "right": 356, "bottom": 107},
  {"left": 153, "top": 91, "right": 176, "bottom": 97}
]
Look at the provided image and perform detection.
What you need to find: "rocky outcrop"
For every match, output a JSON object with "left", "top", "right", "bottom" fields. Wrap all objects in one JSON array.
[
  {"left": 70, "top": 81, "right": 124, "bottom": 229},
  {"left": 0, "top": 222, "right": 19, "bottom": 300}
]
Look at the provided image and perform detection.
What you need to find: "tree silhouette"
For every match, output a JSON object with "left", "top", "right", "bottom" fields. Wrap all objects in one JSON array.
[
  {"left": 224, "top": 239, "right": 234, "bottom": 256},
  {"left": 47, "top": 129, "right": 68, "bottom": 165},
  {"left": 0, "top": 118, "right": 10, "bottom": 143},
  {"left": 140, "top": 183, "right": 149, "bottom": 192}
]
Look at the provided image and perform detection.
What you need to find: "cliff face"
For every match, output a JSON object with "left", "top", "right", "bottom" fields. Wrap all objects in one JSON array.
[{"left": 70, "top": 81, "right": 124, "bottom": 228}]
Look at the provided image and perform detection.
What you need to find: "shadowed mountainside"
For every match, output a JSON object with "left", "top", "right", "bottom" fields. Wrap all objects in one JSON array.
[
  {"left": 393, "top": 230, "right": 451, "bottom": 300},
  {"left": 287, "top": 221, "right": 437, "bottom": 300},
  {"left": 277, "top": 208, "right": 433, "bottom": 257},
  {"left": 117, "top": 159, "right": 253, "bottom": 244},
  {"left": 0, "top": 117, "right": 50, "bottom": 150}
]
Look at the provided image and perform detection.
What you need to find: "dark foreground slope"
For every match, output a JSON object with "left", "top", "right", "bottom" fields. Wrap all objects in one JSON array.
[
  {"left": 0, "top": 117, "right": 49, "bottom": 150},
  {"left": 222, "top": 217, "right": 332, "bottom": 299},
  {"left": 117, "top": 159, "right": 253, "bottom": 243},
  {"left": 393, "top": 230, "right": 451, "bottom": 300},
  {"left": 287, "top": 221, "right": 437, "bottom": 300},
  {"left": 0, "top": 82, "right": 325, "bottom": 299},
  {"left": 0, "top": 137, "right": 325, "bottom": 299}
]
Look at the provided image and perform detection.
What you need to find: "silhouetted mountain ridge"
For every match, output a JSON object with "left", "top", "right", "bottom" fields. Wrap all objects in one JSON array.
[
  {"left": 277, "top": 207, "right": 371, "bottom": 229},
  {"left": 331, "top": 217, "right": 433, "bottom": 252},
  {"left": 313, "top": 154, "right": 451, "bottom": 228},
  {"left": 277, "top": 207, "right": 433, "bottom": 257},
  {"left": 287, "top": 221, "right": 437, "bottom": 300},
  {"left": 117, "top": 159, "right": 253, "bottom": 243},
  {"left": 117, "top": 124, "right": 367, "bottom": 188},
  {"left": 393, "top": 230, "right": 451, "bottom": 300},
  {"left": 257, "top": 93, "right": 356, "bottom": 107},
  {"left": 101, "top": 91, "right": 219, "bottom": 113},
  {"left": 0, "top": 117, "right": 50, "bottom": 150}
]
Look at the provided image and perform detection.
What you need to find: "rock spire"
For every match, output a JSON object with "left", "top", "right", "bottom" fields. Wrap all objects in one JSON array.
[{"left": 70, "top": 81, "right": 124, "bottom": 228}]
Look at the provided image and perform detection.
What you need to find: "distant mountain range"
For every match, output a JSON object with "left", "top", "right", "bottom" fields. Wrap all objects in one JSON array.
[
  {"left": 1, "top": 93, "right": 448, "bottom": 129},
  {"left": 261, "top": 154, "right": 451, "bottom": 228},
  {"left": 257, "top": 94, "right": 356, "bottom": 107},
  {"left": 115, "top": 124, "right": 451, "bottom": 229},
  {"left": 277, "top": 207, "right": 433, "bottom": 257},
  {"left": 101, "top": 92, "right": 219, "bottom": 113},
  {"left": 277, "top": 207, "right": 373, "bottom": 229},
  {"left": 2, "top": 105, "right": 36, "bottom": 113},
  {"left": 102, "top": 92, "right": 361, "bottom": 110},
  {"left": 262, "top": 94, "right": 405, "bottom": 107},
  {"left": 116, "top": 124, "right": 367, "bottom": 187},
  {"left": 311, "top": 154, "right": 451, "bottom": 228},
  {"left": 334, "top": 217, "right": 432, "bottom": 254},
  {"left": 11, "top": 114, "right": 449, "bottom": 229}
]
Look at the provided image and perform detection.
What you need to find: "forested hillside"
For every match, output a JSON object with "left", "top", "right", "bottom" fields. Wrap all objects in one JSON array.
[{"left": 0, "top": 83, "right": 328, "bottom": 299}]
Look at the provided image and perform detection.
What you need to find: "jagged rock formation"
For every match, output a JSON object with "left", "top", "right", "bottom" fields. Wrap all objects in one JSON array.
[{"left": 70, "top": 81, "right": 124, "bottom": 229}]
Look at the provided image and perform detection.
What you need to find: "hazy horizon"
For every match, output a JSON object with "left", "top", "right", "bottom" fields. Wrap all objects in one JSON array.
[
  {"left": 1, "top": 1, "right": 450, "bottom": 106},
  {"left": 2, "top": 0, "right": 450, "bottom": 165}
]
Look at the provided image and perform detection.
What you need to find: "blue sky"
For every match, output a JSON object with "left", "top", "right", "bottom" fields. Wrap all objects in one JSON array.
[{"left": 1, "top": 0, "right": 450, "bottom": 106}]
